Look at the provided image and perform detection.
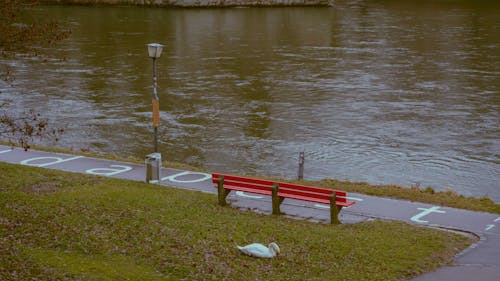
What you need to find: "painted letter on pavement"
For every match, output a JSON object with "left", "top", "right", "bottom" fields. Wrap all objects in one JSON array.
[
  {"left": 410, "top": 206, "right": 446, "bottom": 223},
  {"left": 86, "top": 165, "right": 133, "bottom": 176}
]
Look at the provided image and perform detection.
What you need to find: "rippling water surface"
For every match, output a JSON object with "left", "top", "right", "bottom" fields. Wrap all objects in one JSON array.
[{"left": 1, "top": 1, "right": 499, "bottom": 201}]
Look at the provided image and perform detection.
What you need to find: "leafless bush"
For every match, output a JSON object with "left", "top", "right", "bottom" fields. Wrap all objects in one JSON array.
[{"left": 0, "top": 104, "right": 64, "bottom": 150}]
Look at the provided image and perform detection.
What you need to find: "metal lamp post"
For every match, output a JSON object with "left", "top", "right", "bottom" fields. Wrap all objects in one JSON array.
[
  {"left": 145, "top": 43, "right": 164, "bottom": 183},
  {"left": 147, "top": 43, "right": 164, "bottom": 152}
]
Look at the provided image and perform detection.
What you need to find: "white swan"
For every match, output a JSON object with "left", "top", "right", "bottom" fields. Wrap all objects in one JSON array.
[{"left": 237, "top": 242, "right": 280, "bottom": 258}]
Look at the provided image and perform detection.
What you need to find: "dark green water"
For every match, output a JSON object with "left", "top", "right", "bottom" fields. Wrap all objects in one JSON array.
[{"left": 1, "top": 1, "right": 499, "bottom": 201}]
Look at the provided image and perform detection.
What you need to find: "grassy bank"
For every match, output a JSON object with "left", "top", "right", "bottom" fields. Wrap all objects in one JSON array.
[{"left": 0, "top": 162, "right": 474, "bottom": 280}]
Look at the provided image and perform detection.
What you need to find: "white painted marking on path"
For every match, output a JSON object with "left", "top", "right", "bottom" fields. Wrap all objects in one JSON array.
[
  {"left": 314, "top": 204, "right": 329, "bottom": 209},
  {"left": 20, "top": 156, "right": 83, "bottom": 167},
  {"left": 86, "top": 165, "right": 133, "bottom": 176},
  {"left": 485, "top": 217, "right": 500, "bottom": 231},
  {"left": 161, "top": 171, "right": 211, "bottom": 183},
  {"left": 485, "top": 224, "right": 495, "bottom": 231},
  {"left": 0, "top": 149, "right": 12, "bottom": 154},
  {"left": 236, "top": 191, "right": 263, "bottom": 199},
  {"left": 410, "top": 206, "right": 446, "bottom": 223},
  {"left": 313, "top": 204, "right": 355, "bottom": 209},
  {"left": 346, "top": 196, "right": 363, "bottom": 202}
]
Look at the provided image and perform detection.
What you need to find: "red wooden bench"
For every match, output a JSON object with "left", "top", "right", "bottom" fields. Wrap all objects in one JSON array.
[{"left": 212, "top": 173, "right": 356, "bottom": 224}]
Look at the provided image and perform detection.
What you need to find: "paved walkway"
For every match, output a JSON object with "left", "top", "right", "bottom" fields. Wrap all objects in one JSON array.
[{"left": 1, "top": 144, "right": 499, "bottom": 280}]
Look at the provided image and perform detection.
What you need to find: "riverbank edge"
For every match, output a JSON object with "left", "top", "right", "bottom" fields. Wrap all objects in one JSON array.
[
  {"left": 41, "top": 0, "right": 334, "bottom": 7},
  {"left": 2, "top": 141, "right": 499, "bottom": 214}
]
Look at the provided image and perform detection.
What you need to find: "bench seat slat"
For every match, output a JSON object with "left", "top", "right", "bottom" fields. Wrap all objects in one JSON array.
[
  {"left": 222, "top": 184, "right": 272, "bottom": 196},
  {"left": 279, "top": 192, "right": 330, "bottom": 204},
  {"left": 278, "top": 192, "right": 354, "bottom": 207},
  {"left": 279, "top": 187, "right": 348, "bottom": 203}
]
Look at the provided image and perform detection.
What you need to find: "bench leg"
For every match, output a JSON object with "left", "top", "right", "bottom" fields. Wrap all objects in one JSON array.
[
  {"left": 217, "top": 176, "right": 231, "bottom": 206},
  {"left": 272, "top": 183, "right": 284, "bottom": 215},
  {"left": 330, "top": 205, "right": 342, "bottom": 225},
  {"left": 330, "top": 192, "right": 342, "bottom": 225}
]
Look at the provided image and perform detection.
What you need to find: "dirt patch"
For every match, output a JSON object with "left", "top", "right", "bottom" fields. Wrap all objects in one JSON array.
[{"left": 21, "top": 182, "right": 63, "bottom": 194}]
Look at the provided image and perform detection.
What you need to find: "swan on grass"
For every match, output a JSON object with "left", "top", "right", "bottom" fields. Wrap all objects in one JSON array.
[{"left": 237, "top": 242, "right": 280, "bottom": 258}]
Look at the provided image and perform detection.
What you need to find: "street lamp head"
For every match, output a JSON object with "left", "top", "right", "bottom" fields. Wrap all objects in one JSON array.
[{"left": 147, "top": 43, "right": 164, "bottom": 59}]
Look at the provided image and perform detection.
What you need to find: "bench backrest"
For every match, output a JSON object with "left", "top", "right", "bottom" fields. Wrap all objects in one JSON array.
[
  {"left": 277, "top": 182, "right": 349, "bottom": 203},
  {"left": 212, "top": 173, "right": 274, "bottom": 193},
  {"left": 212, "top": 173, "right": 348, "bottom": 203}
]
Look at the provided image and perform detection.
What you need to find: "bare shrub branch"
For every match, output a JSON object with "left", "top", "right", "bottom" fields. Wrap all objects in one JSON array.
[{"left": 1, "top": 105, "right": 64, "bottom": 150}]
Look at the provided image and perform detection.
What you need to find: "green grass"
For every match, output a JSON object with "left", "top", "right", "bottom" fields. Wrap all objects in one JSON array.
[
  {"left": 0, "top": 162, "right": 474, "bottom": 280},
  {"left": 26, "top": 248, "right": 164, "bottom": 281}
]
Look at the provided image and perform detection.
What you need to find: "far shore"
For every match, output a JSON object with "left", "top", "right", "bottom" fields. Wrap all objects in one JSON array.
[{"left": 41, "top": 0, "right": 334, "bottom": 8}]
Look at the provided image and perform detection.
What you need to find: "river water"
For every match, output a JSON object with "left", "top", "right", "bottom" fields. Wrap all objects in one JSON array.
[{"left": 1, "top": 1, "right": 499, "bottom": 201}]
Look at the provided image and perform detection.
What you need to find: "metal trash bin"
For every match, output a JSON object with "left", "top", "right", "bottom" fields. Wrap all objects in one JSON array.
[{"left": 145, "top": 152, "right": 161, "bottom": 184}]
